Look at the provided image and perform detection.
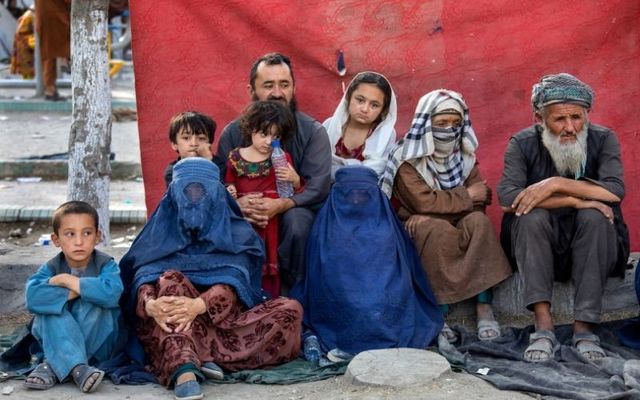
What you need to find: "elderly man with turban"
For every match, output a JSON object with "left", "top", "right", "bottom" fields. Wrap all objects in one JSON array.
[{"left": 498, "top": 73, "right": 630, "bottom": 363}]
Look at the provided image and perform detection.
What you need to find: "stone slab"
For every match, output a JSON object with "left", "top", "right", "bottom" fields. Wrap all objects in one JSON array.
[
  {"left": 449, "top": 254, "right": 639, "bottom": 328},
  {"left": 344, "top": 348, "right": 450, "bottom": 388}
]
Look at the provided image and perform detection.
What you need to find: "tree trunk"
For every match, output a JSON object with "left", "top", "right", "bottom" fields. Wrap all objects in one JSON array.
[{"left": 68, "top": 0, "right": 112, "bottom": 243}]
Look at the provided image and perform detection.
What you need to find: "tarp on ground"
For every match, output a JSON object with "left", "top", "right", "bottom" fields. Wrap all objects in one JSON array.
[{"left": 129, "top": 0, "right": 640, "bottom": 249}]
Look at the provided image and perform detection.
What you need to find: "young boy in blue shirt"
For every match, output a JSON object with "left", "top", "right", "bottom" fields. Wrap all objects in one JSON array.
[{"left": 24, "top": 201, "right": 123, "bottom": 393}]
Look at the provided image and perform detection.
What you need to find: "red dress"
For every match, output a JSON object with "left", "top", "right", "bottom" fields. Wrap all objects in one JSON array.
[
  {"left": 334, "top": 136, "right": 366, "bottom": 161},
  {"left": 224, "top": 148, "right": 300, "bottom": 298}
]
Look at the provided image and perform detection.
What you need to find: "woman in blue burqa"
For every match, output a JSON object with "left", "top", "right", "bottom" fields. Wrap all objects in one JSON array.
[
  {"left": 119, "top": 158, "right": 302, "bottom": 400},
  {"left": 292, "top": 165, "right": 443, "bottom": 359}
]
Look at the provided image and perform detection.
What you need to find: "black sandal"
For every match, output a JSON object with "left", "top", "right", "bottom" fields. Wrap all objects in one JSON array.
[
  {"left": 24, "top": 362, "right": 57, "bottom": 390},
  {"left": 71, "top": 364, "right": 105, "bottom": 393}
]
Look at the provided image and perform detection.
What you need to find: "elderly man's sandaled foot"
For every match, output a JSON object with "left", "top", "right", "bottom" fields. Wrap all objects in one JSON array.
[
  {"left": 524, "top": 330, "right": 558, "bottom": 363},
  {"left": 573, "top": 332, "right": 606, "bottom": 361},
  {"left": 477, "top": 319, "right": 501, "bottom": 341},
  {"left": 24, "top": 362, "right": 57, "bottom": 390}
]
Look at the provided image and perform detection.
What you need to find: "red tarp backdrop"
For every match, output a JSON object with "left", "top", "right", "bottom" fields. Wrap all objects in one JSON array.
[{"left": 130, "top": 0, "right": 639, "bottom": 249}]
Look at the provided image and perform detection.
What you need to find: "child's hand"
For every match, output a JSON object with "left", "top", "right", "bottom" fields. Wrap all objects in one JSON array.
[
  {"left": 227, "top": 184, "right": 238, "bottom": 199},
  {"left": 197, "top": 144, "right": 213, "bottom": 160},
  {"left": 276, "top": 163, "right": 301, "bottom": 189},
  {"left": 49, "top": 273, "right": 81, "bottom": 299}
]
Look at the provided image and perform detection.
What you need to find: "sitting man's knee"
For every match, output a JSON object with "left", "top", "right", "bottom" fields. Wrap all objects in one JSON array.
[
  {"left": 575, "top": 208, "right": 609, "bottom": 226},
  {"left": 515, "top": 208, "right": 550, "bottom": 229}
]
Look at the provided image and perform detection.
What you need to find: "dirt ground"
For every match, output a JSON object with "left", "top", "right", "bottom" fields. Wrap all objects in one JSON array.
[{"left": 0, "top": 368, "right": 534, "bottom": 400}]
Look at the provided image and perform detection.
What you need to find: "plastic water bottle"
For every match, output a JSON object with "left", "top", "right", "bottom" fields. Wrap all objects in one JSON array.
[
  {"left": 271, "top": 139, "right": 294, "bottom": 198},
  {"left": 303, "top": 335, "right": 321, "bottom": 365}
]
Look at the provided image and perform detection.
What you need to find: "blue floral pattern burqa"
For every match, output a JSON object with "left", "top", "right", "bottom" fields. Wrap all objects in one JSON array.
[{"left": 293, "top": 166, "right": 443, "bottom": 353}]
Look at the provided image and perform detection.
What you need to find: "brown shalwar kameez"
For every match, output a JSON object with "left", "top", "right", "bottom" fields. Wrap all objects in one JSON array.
[
  {"left": 393, "top": 163, "right": 512, "bottom": 304},
  {"left": 136, "top": 270, "right": 302, "bottom": 386}
]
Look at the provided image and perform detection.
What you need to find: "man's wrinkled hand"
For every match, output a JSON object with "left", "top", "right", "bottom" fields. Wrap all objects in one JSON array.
[
  {"left": 512, "top": 177, "right": 557, "bottom": 216},
  {"left": 237, "top": 193, "right": 269, "bottom": 227},
  {"left": 575, "top": 199, "right": 614, "bottom": 224}
]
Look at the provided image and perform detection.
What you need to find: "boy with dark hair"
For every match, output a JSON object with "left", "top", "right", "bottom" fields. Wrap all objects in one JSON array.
[
  {"left": 163, "top": 111, "right": 217, "bottom": 187},
  {"left": 24, "top": 201, "right": 123, "bottom": 393}
]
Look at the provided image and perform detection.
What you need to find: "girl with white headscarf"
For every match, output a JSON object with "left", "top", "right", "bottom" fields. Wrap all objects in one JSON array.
[
  {"left": 382, "top": 89, "right": 512, "bottom": 344},
  {"left": 323, "top": 72, "right": 397, "bottom": 179}
]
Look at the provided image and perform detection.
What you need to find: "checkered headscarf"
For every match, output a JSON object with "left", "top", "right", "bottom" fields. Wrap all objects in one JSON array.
[{"left": 379, "top": 90, "right": 478, "bottom": 197}]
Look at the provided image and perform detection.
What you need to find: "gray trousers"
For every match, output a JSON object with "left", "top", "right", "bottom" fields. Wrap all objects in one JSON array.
[
  {"left": 511, "top": 208, "right": 617, "bottom": 323},
  {"left": 278, "top": 207, "right": 315, "bottom": 295}
]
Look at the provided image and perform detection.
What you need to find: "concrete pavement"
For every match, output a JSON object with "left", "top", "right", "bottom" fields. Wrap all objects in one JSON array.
[{"left": 0, "top": 64, "right": 146, "bottom": 222}]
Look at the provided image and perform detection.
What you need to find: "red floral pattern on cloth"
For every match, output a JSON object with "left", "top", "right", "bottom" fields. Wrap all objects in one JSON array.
[
  {"left": 227, "top": 148, "right": 272, "bottom": 178},
  {"left": 136, "top": 270, "right": 302, "bottom": 386}
]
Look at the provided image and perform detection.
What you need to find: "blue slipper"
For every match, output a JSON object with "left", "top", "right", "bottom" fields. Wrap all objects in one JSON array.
[
  {"left": 201, "top": 362, "right": 224, "bottom": 380},
  {"left": 174, "top": 379, "right": 203, "bottom": 400}
]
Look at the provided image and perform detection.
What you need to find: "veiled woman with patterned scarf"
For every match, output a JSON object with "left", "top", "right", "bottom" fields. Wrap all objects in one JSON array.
[{"left": 380, "top": 89, "right": 512, "bottom": 344}]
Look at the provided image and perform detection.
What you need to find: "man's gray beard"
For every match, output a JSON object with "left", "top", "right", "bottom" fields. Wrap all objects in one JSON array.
[{"left": 541, "top": 123, "right": 588, "bottom": 177}]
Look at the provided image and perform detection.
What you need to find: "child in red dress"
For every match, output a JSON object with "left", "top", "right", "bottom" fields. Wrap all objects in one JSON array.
[{"left": 225, "top": 101, "right": 302, "bottom": 297}]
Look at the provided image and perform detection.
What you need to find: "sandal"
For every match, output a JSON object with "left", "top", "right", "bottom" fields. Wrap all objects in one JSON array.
[
  {"left": 23, "top": 362, "right": 57, "bottom": 390},
  {"left": 524, "top": 330, "right": 558, "bottom": 363},
  {"left": 477, "top": 319, "right": 501, "bottom": 341},
  {"left": 201, "top": 361, "right": 224, "bottom": 380},
  {"left": 326, "top": 348, "right": 354, "bottom": 363},
  {"left": 572, "top": 332, "right": 606, "bottom": 361},
  {"left": 71, "top": 364, "right": 105, "bottom": 393},
  {"left": 440, "top": 323, "right": 458, "bottom": 344},
  {"left": 174, "top": 379, "right": 203, "bottom": 400}
]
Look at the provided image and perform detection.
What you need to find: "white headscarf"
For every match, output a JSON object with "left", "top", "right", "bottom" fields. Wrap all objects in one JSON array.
[
  {"left": 379, "top": 89, "right": 478, "bottom": 197},
  {"left": 323, "top": 72, "right": 398, "bottom": 178}
]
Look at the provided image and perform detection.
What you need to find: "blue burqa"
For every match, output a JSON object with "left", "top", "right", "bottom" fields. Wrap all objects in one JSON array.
[
  {"left": 119, "top": 158, "right": 266, "bottom": 362},
  {"left": 293, "top": 166, "right": 443, "bottom": 354}
]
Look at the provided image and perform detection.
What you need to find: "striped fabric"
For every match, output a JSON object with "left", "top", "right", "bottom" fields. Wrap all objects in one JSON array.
[{"left": 379, "top": 90, "right": 478, "bottom": 197}]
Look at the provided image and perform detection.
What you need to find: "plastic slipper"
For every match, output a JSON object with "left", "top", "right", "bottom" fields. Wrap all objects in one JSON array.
[
  {"left": 327, "top": 348, "right": 354, "bottom": 362},
  {"left": 573, "top": 332, "right": 606, "bottom": 361},
  {"left": 71, "top": 364, "right": 105, "bottom": 393},
  {"left": 440, "top": 323, "right": 458, "bottom": 344},
  {"left": 23, "top": 362, "right": 57, "bottom": 390},
  {"left": 174, "top": 379, "right": 203, "bottom": 400},
  {"left": 201, "top": 361, "right": 224, "bottom": 380},
  {"left": 524, "top": 329, "right": 558, "bottom": 363},
  {"left": 477, "top": 319, "right": 501, "bottom": 341}
]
